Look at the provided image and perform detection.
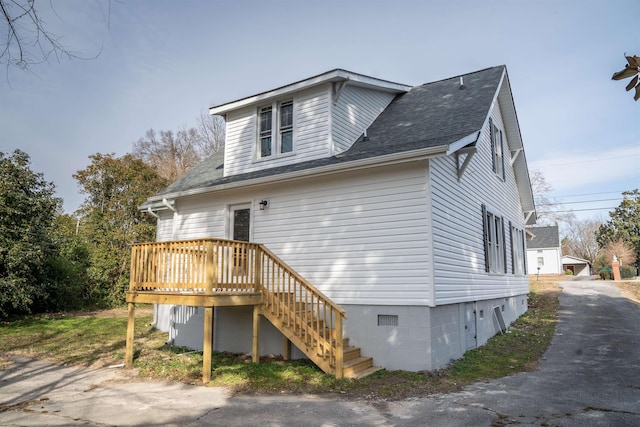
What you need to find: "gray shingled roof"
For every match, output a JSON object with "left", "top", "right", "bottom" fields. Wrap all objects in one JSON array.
[
  {"left": 527, "top": 226, "right": 560, "bottom": 249},
  {"left": 146, "top": 66, "right": 505, "bottom": 204}
]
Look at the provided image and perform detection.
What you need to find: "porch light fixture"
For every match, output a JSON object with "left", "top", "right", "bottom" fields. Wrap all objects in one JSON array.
[{"left": 259, "top": 200, "right": 269, "bottom": 210}]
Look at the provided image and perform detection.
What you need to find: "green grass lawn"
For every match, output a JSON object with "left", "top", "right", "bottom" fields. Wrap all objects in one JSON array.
[{"left": 0, "top": 280, "right": 560, "bottom": 400}]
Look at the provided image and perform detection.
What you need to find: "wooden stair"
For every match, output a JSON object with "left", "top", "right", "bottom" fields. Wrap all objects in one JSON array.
[{"left": 260, "top": 292, "right": 382, "bottom": 379}]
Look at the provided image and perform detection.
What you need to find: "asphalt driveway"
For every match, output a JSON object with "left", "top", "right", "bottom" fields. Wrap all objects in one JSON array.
[{"left": 1, "top": 280, "right": 639, "bottom": 426}]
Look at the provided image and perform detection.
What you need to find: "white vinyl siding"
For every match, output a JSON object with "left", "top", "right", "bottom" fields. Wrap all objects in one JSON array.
[
  {"left": 223, "top": 86, "right": 331, "bottom": 177},
  {"left": 162, "top": 162, "right": 433, "bottom": 306},
  {"left": 430, "top": 99, "right": 529, "bottom": 305},
  {"left": 223, "top": 107, "right": 255, "bottom": 177},
  {"left": 331, "top": 85, "right": 396, "bottom": 154},
  {"left": 159, "top": 197, "right": 227, "bottom": 241},
  {"left": 155, "top": 211, "right": 175, "bottom": 241}
]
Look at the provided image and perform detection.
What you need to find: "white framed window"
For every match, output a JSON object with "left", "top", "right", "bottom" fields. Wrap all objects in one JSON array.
[
  {"left": 257, "top": 100, "right": 294, "bottom": 159},
  {"left": 511, "top": 224, "right": 526, "bottom": 275},
  {"left": 259, "top": 106, "right": 273, "bottom": 158},
  {"left": 482, "top": 204, "right": 506, "bottom": 274},
  {"left": 537, "top": 257, "right": 544, "bottom": 267},
  {"left": 489, "top": 118, "right": 505, "bottom": 180}
]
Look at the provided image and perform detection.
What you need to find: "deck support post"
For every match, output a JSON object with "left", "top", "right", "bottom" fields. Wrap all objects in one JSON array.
[
  {"left": 206, "top": 242, "right": 215, "bottom": 293},
  {"left": 125, "top": 302, "right": 135, "bottom": 368},
  {"left": 335, "top": 314, "right": 344, "bottom": 379},
  {"left": 283, "top": 337, "right": 291, "bottom": 361},
  {"left": 203, "top": 307, "right": 213, "bottom": 383},
  {"left": 252, "top": 304, "right": 260, "bottom": 363}
]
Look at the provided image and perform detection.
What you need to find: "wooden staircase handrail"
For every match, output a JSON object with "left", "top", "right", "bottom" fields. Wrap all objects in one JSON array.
[
  {"left": 256, "top": 244, "right": 347, "bottom": 318},
  {"left": 129, "top": 238, "right": 349, "bottom": 377}
]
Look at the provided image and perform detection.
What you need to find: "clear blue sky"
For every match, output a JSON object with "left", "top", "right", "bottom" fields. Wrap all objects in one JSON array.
[{"left": 1, "top": 0, "right": 638, "bottom": 223}]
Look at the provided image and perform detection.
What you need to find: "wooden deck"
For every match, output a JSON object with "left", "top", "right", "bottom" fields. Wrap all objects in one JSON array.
[{"left": 125, "top": 238, "right": 380, "bottom": 382}]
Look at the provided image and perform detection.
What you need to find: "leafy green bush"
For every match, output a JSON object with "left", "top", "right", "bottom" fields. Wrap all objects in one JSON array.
[
  {"left": 565, "top": 269, "right": 574, "bottom": 275},
  {"left": 599, "top": 270, "right": 612, "bottom": 280},
  {"left": 621, "top": 266, "right": 638, "bottom": 279}
]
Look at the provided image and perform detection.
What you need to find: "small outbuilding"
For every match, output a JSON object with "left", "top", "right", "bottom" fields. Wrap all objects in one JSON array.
[{"left": 562, "top": 255, "right": 591, "bottom": 277}]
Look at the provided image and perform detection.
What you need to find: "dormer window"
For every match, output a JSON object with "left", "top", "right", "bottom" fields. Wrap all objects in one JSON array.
[
  {"left": 257, "top": 100, "right": 294, "bottom": 159},
  {"left": 259, "top": 106, "right": 273, "bottom": 157}
]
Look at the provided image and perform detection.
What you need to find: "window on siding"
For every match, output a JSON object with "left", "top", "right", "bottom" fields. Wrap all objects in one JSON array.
[
  {"left": 537, "top": 257, "right": 545, "bottom": 266},
  {"left": 257, "top": 100, "right": 294, "bottom": 159},
  {"left": 259, "top": 106, "right": 273, "bottom": 158},
  {"left": 489, "top": 118, "right": 505, "bottom": 180},
  {"left": 511, "top": 225, "right": 526, "bottom": 275},
  {"left": 279, "top": 101, "right": 293, "bottom": 153},
  {"left": 482, "top": 204, "right": 506, "bottom": 274}
]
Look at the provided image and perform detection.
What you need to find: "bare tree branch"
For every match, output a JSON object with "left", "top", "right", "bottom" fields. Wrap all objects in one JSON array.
[
  {"left": 132, "top": 116, "right": 225, "bottom": 182},
  {"left": 530, "top": 169, "right": 575, "bottom": 225},
  {"left": 1, "top": 0, "right": 101, "bottom": 79}
]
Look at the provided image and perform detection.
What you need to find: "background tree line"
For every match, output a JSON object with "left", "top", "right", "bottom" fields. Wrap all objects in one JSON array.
[{"left": 0, "top": 114, "right": 224, "bottom": 317}]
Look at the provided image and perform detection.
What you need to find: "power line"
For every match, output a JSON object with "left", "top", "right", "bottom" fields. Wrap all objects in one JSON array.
[
  {"left": 552, "top": 190, "right": 629, "bottom": 198},
  {"left": 539, "top": 198, "right": 622, "bottom": 206},
  {"left": 552, "top": 207, "right": 618, "bottom": 213},
  {"left": 566, "top": 143, "right": 640, "bottom": 155},
  {"left": 534, "top": 153, "right": 640, "bottom": 167}
]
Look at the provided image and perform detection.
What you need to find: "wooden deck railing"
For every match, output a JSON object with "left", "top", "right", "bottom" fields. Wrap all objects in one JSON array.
[
  {"left": 129, "top": 238, "right": 346, "bottom": 377},
  {"left": 130, "top": 239, "right": 258, "bottom": 294}
]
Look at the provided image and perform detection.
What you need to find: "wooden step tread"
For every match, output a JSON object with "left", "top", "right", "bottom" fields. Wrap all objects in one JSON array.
[
  {"left": 342, "top": 356, "right": 371, "bottom": 368},
  {"left": 344, "top": 365, "right": 384, "bottom": 379}
]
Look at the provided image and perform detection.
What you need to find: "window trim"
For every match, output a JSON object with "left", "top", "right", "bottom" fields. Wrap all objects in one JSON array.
[
  {"left": 482, "top": 204, "right": 507, "bottom": 274},
  {"left": 510, "top": 223, "right": 526, "bottom": 276},
  {"left": 256, "top": 99, "right": 295, "bottom": 160},
  {"left": 489, "top": 118, "right": 505, "bottom": 181}
]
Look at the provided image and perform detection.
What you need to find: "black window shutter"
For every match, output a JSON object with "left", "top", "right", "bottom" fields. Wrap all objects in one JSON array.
[
  {"left": 489, "top": 118, "right": 496, "bottom": 172},
  {"left": 522, "top": 230, "right": 528, "bottom": 274},
  {"left": 509, "top": 220, "right": 514, "bottom": 274},
  {"left": 500, "top": 130, "right": 506, "bottom": 181},
  {"left": 503, "top": 219, "right": 508, "bottom": 274},
  {"left": 481, "top": 204, "right": 490, "bottom": 273}
]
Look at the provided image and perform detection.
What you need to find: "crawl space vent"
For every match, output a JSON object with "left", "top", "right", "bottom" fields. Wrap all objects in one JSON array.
[{"left": 378, "top": 314, "right": 399, "bottom": 326}]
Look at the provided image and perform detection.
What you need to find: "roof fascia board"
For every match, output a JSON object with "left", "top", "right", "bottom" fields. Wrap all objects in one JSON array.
[
  {"left": 492, "top": 68, "right": 536, "bottom": 222},
  {"left": 142, "top": 145, "right": 448, "bottom": 207},
  {"left": 478, "top": 67, "right": 506, "bottom": 139},
  {"left": 562, "top": 255, "right": 590, "bottom": 264},
  {"left": 210, "top": 69, "right": 411, "bottom": 116},
  {"left": 446, "top": 131, "right": 481, "bottom": 155}
]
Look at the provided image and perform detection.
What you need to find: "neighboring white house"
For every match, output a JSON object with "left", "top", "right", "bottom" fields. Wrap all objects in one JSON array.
[
  {"left": 141, "top": 66, "right": 536, "bottom": 372},
  {"left": 562, "top": 255, "right": 591, "bottom": 277},
  {"left": 527, "top": 226, "right": 563, "bottom": 275}
]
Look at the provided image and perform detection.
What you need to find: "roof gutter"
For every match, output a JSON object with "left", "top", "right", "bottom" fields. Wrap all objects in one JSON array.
[{"left": 140, "top": 145, "right": 448, "bottom": 208}]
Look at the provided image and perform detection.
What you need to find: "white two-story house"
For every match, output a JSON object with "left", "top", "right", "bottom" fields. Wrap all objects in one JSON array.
[{"left": 131, "top": 66, "right": 536, "bottom": 379}]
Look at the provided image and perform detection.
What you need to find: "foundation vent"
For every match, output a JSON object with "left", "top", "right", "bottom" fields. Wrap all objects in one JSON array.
[{"left": 378, "top": 314, "right": 399, "bottom": 326}]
